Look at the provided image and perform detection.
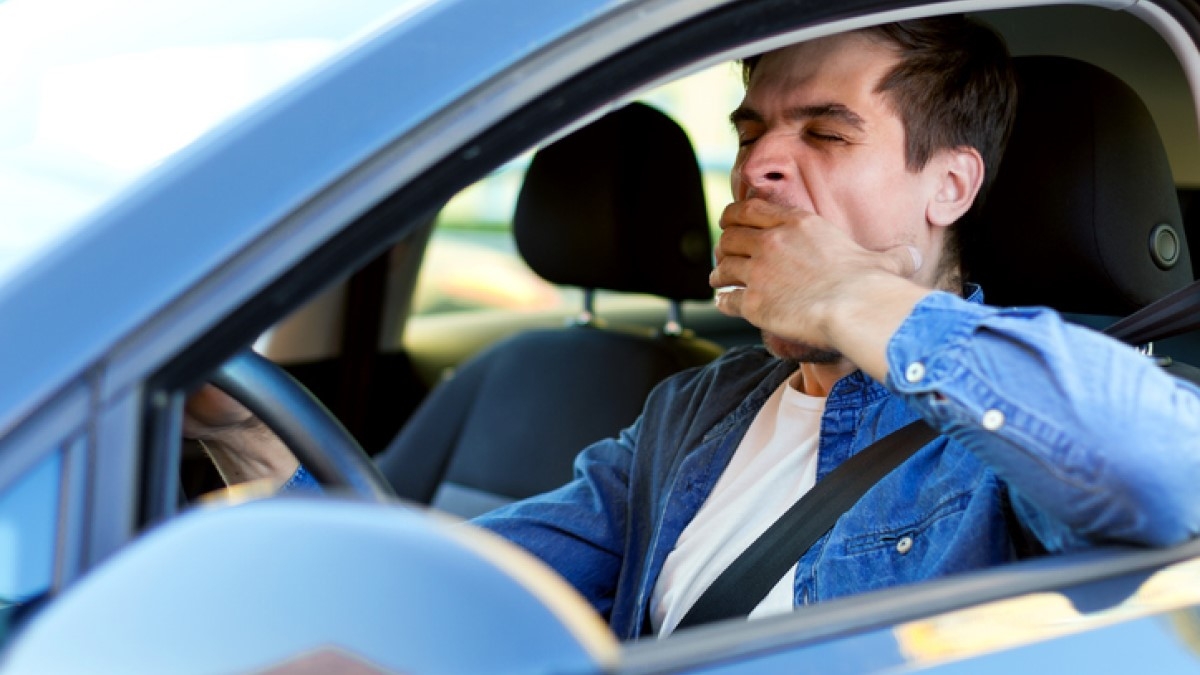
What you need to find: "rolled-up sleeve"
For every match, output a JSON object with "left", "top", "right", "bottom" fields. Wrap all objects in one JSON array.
[
  {"left": 280, "top": 464, "right": 322, "bottom": 493},
  {"left": 886, "top": 290, "right": 1200, "bottom": 549}
]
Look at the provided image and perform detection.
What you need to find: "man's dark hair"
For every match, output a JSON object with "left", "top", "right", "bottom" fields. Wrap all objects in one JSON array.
[{"left": 742, "top": 15, "right": 1018, "bottom": 281}]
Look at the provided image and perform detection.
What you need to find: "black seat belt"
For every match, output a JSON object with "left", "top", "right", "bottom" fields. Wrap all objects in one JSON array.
[
  {"left": 1104, "top": 276, "right": 1200, "bottom": 345},
  {"left": 1101, "top": 280, "right": 1200, "bottom": 386},
  {"left": 676, "top": 419, "right": 938, "bottom": 630}
]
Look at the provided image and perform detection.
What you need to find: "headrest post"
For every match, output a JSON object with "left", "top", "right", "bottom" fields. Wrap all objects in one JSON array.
[
  {"left": 571, "top": 288, "right": 597, "bottom": 327},
  {"left": 664, "top": 300, "right": 683, "bottom": 336}
]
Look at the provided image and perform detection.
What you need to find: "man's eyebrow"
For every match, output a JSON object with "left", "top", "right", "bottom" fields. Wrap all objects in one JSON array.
[
  {"left": 790, "top": 103, "right": 866, "bottom": 129},
  {"left": 729, "top": 103, "right": 866, "bottom": 129},
  {"left": 729, "top": 106, "right": 762, "bottom": 126}
]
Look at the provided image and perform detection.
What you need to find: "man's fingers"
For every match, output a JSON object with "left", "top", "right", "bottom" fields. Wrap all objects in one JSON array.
[
  {"left": 713, "top": 223, "right": 757, "bottom": 259},
  {"left": 712, "top": 284, "right": 745, "bottom": 317},
  {"left": 720, "top": 199, "right": 781, "bottom": 229},
  {"left": 719, "top": 198, "right": 793, "bottom": 230},
  {"left": 710, "top": 247, "right": 754, "bottom": 288},
  {"left": 710, "top": 248, "right": 749, "bottom": 320}
]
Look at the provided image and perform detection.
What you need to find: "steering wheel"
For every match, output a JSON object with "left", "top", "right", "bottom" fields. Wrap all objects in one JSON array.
[{"left": 209, "top": 348, "right": 396, "bottom": 502}]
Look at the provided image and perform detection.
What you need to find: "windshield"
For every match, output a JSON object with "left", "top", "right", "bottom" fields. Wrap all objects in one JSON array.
[{"left": 0, "top": 0, "right": 427, "bottom": 287}]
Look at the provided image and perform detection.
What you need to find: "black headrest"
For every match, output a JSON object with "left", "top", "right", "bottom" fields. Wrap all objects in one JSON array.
[
  {"left": 513, "top": 102, "right": 714, "bottom": 301},
  {"left": 964, "top": 56, "right": 1193, "bottom": 315}
]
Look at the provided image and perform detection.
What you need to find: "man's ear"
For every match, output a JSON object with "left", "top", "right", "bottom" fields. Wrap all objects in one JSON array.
[{"left": 927, "top": 146, "right": 984, "bottom": 227}]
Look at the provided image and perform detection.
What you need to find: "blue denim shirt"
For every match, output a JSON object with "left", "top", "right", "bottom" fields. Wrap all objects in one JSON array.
[{"left": 470, "top": 287, "right": 1200, "bottom": 640}]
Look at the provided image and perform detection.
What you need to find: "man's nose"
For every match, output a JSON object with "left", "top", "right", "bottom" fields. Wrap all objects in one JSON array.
[{"left": 737, "top": 133, "right": 794, "bottom": 196}]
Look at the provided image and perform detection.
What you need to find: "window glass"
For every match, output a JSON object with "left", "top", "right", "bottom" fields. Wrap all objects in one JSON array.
[
  {"left": 408, "top": 62, "right": 745, "bottom": 321},
  {"left": 0, "top": 451, "right": 61, "bottom": 642},
  {"left": 0, "top": 0, "right": 418, "bottom": 289}
]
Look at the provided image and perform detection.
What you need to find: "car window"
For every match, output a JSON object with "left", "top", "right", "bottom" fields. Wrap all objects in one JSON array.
[
  {"left": 0, "top": 0, "right": 420, "bottom": 290},
  {"left": 0, "top": 451, "right": 62, "bottom": 645},
  {"left": 407, "top": 61, "right": 745, "bottom": 323}
]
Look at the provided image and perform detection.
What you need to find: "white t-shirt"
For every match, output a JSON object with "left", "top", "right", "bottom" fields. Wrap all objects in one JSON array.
[{"left": 650, "top": 375, "right": 825, "bottom": 637}]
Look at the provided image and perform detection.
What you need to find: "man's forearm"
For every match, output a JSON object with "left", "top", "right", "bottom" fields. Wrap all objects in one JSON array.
[
  {"left": 886, "top": 290, "right": 1200, "bottom": 548},
  {"left": 185, "top": 384, "right": 301, "bottom": 489}
]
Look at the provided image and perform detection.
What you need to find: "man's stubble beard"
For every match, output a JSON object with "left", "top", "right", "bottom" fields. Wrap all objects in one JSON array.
[{"left": 761, "top": 330, "right": 843, "bottom": 365}]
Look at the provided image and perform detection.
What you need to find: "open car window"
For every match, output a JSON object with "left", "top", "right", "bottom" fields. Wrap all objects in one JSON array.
[
  {"left": 397, "top": 63, "right": 750, "bottom": 394},
  {"left": 408, "top": 62, "right": 742, "bottom": 321}
]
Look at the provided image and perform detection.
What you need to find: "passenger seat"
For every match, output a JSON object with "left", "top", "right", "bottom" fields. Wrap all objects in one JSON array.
[{"left": 375, "top": 103, "right": 722, "bottom": 517}]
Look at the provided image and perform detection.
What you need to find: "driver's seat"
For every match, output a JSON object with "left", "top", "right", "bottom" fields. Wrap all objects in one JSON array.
[
  {"left": 376, "top": 103, "right": 722, "bottom": 517},
  {"left": 965, "top": 55, "right": 1194, "bottom": 352},
  {"left": 965, "top": 55, "right": 1193, "bottom": 314}
]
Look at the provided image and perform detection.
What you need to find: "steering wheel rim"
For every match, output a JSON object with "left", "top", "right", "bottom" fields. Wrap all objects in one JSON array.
[{"left": 210, "top": 348, "right": 396, "bottom": 502}]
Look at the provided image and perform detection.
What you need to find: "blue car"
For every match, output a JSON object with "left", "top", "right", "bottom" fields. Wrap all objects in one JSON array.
[{"left": 4, "top": 0, "right": 1200, "bottom": 672}]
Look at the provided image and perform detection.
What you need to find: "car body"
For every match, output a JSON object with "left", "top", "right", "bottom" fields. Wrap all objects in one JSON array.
[{"left": 3, "top": 0, "right": 1200, "bottom": 672}]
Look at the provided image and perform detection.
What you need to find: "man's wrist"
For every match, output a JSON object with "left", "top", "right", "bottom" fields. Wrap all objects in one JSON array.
[
  {"left": 197, "top": 423, "right": 299, "bottom": 488},
  {"left": 822, "top": 274, "right": 932, "bottom": 381}
]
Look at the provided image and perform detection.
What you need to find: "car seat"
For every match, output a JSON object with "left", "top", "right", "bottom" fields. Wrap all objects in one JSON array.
[
  {"left": 964, "top": 56, "right": 1193, "bottom": 327},
  {"left": 375, "top": 102, "right": 722, "bottom": 517}
]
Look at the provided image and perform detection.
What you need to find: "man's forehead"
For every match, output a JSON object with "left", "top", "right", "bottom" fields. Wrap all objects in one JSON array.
[{"left": 748, "top": 32, "right": 898, "bottom": 98}]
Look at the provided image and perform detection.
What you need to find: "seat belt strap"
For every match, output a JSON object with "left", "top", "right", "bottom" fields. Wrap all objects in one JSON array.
[
  {"left": 676, "top": 419, "right": 938, "bottom": 630},
  {"left": 1104, "top": 276, "right": 1200, "bottom": 345}
]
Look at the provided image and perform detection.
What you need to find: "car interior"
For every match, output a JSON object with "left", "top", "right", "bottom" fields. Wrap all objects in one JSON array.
[
  {"left": 145, "top": 0, "right": 1200, "bottom": 665},
  {"left": 178, "top": 4, "right": 1200, "bottom": 504}
]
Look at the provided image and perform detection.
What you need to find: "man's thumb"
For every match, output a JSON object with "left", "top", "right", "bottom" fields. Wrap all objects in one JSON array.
[{"left": 885, "top": 245, "right": 924, "bottom": 278}]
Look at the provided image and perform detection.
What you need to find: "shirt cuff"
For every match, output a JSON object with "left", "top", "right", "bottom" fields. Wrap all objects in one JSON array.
[
  {"left": 279, "top": 464, "right": 323, "bottom": 494},
  {"left": 885, "top": 290, "right": 991, "bottom": 392}
]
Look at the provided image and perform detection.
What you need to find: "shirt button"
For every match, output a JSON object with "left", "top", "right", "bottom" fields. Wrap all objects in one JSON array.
[
  {"left": 905, "top": 362, "right": 926, "bottom": 383},
  {"left": 982, "top": 409, "right": 1006, "bottom": 431},
  {"left": 896, "top": 536, "right": 914, "bottom": 554}
]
